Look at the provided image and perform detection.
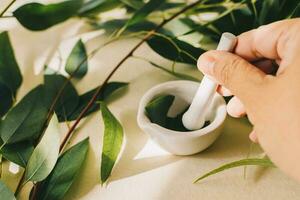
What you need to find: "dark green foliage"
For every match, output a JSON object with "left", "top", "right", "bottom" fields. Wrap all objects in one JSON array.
[
  {"left": 13, "top": 0, "right": 83, "bottom": 31},
  {"left": 44, "top": 74, "right": 79, "bottom": 122},
  {"left": 0, "top": 32, "right": 22, "bottom": 117},
  {"left": 0, "top": 85, "right": 48, "bottom": 144},
  {"left": 36, "top": 138, "right": 89, "bottom": 200},
  {"left": 66, "top": 82, "right": 128, "bottom": 121}
]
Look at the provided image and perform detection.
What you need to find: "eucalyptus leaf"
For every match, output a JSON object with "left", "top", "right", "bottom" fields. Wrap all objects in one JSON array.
[
  {"left": 78, "top": 0, "right": 122, "bottom": 17},
  {"left": 148, "top": 61, "right": 200, "bottom": 82},
  {"left": 36, "top": 138, "right": 89, "bottom": 200},
  {"left": 13, "top": 0, "right": 84, "bottom": 31},
  {"left": 0, "top": 32, "right": 22, "bottom": 94},
  {"left": 66, "top": 82, "right": 128, "bottom": 121},
  {"left": 25, "top": 114, "right": 60, "bottom": 182},
  {"left": 0, "top": 83, "right": 14, "bottom": 118},
  {"left": 65, "top": 39, "right": 88, "bottom": 79},
  {"left": 120, "top": 0, "right": 144, "bottom": 9},
  {"left": 194, "top": 158, "right": 275, "bottom": 183},
  {"left": 258, "top": 0, "right": 280, "bottom": 25},
  {"left": 0, "top": 180, "right": 16, "bottom": 200},
  {"left": 289, "top": 2, "right": 300, "bottom": 18},
  {"left": 95, "top": 19, "right": 173, "bottom": 36},
  {"left": 0, "top": 85, "right": 48, "bottom": 144},
  {"left": 147, "top": 34, "right": 204, "bottom": 65},
  {"left": 145, "top": 95, "right": 174, "bottom": 127},
  {"left": 122, "top": 0, "right": 166, "bottom": 31},
  {"left": 1, "top": 141, "right": 34, "bottom": 168},
  {"left": 100, "top": 102, "right": 124, "bottom": 183},
  {"left": 44, "top": 74, "right": 79, "bottom": 122},
  {"left": 0, "top": 32, "right": 22, "bottom": 117}
]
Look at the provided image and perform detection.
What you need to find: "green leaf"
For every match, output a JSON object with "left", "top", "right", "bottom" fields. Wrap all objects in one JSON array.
[
  {"left": 0, "top": 180, "right": 16, "bottom": 200},
  {"left": 1, "top": 141, "right": 34, "bottom": 168},
  {"left": 0, "top": 32, "right": 22, "bottom": 94},
  {"left": 65, "top": 40, "right": 88, "bottom": 79},
  {"left": 125, "top": 0, "right": 166, "bottom": 28},
  {"left": 66, "top": 82, "right": 128, "bottom": 121},
  {"left": 147, "top": 34, "right": 204, "bottom": 64},
  {"left": 100, "top": 102, "right": 124, "bottom": 183},
  {"left": 36, "top": 138, "right": 89, "bottom": 200},
  {"left": 145, "top": 95, "right": 175, "bottom": 127},
  {"left": 120, "top": 0, "right": 144, "bottom": 9},
  {"left": 78, "top": 0, "right": 122, "bottom": 17},
  {"left": 94, "top": 19, "right": 173, "bottom": 36},
  {"left": 258, "top": 0, "right": 280, "bottom": 25},
  {"left": 0, "top": 32, "right": 22, "bottom": 117},
  {"left": 13, "top": 0, "right": 84, "bottom": 31},
  {"left": 148, "top": 61, "right": 200, "bottom": 82},
  {"left": 289, "top": 2, "right": 300, "bottom": 18},
  {"left": 194, "top": 158, "right": 276, "bottom": 183},
  {"left": 44, "top": 75, "right": 79, "bottom": 122},
  {"left": 25, "top": 114, "right": 60, "bottom": 182},
  {"left": 0, "top": 83, "right": 14, "bottom": 118},
  {"left": 0, "top": 85, "right": 48, "bottom": 144}
]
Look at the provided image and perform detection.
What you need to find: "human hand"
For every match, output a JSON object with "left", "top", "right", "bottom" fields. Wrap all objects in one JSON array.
[{"left": 197, "top": 19, "right": 300, "bottom": 182}]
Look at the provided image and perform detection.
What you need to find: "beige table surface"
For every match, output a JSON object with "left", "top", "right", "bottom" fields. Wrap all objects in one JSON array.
[{"left": 1, "top": 1, "right": 300, "bottom": 200}]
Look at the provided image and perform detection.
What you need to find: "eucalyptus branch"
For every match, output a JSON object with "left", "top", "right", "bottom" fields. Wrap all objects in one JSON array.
[
  {"left": 59, "top": 0, "right": 205, "bottom": 151},
  {"left": 0, "top": 0, "right": 16, "bottom": 17},
  {"left": 14, "top": 172, "right": 25, "bottom": 196}
]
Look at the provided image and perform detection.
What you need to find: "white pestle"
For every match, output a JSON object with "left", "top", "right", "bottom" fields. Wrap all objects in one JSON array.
[{"left": 182, "top": 32, "right": 237, "bottom": 130}]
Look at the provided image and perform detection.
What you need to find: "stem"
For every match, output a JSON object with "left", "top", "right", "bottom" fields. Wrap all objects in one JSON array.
[
  {"left": 59, "top": 0, "right": 204, "bottom": 151},
  {"left": 14, "top": 172, "right": 25, "bottom": 196},
  {"left": 0, "top": 0, "right": 16, "bottom": 17}
]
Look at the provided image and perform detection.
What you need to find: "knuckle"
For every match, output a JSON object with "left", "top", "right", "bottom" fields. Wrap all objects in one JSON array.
[{"left": 215, "top": 57, "right": 243, "bottom": 86}]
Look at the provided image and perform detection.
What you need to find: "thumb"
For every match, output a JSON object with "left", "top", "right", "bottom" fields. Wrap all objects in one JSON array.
[{"left": 197, "top": 50, "right": 266, "bottom": 104}]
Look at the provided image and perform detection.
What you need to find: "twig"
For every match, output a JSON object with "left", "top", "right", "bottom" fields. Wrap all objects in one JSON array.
[
  {"left": 59, "top": 0, "right": 205, "bottom": 151},
  {"left": 14, "top": 172, "right": 25, "bottom": 196},
  {"left": 0, "top": 0, "right": 16, "bottom": 17}
]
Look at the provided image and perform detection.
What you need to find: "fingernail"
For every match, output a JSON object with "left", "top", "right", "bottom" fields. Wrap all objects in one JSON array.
[{"left": 197, "top": 55, "right": 215, "bottom": 75}]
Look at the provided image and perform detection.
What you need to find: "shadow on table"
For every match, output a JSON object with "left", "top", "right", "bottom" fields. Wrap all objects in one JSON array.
[
  {"left": 109, "top": 108, "right": 181, "bottom": 182},
  {"left": 156, "top": 116, "right": 268, "bottom": 200}
]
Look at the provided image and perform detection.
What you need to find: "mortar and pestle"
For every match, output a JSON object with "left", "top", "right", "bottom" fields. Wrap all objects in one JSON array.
[{"left": 137, "top": 33, "right": 237, "bottom": 155}]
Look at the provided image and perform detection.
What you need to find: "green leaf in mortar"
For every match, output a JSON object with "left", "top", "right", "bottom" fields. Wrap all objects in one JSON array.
[
  {"left": 100, "top": 102, "right": 124, "bottom": 184},
  {"left": 145, "top": 95, "right": 175, "bottom": 127},
  {"left": 194, "top": 158, "right": 275, "bottom": 183},
  {"left": 25, "top": 114, "right": 60, "bottom": 182},
  {"left": 13, "top": 0, "right": 84, "bottom": 31},
  {"left": 36, "top": 138, "right": 89, "bottom": 200},
  {"left": 65, "top": 39, "right": 88, "bottom": 79},
  {"left": 0, "top": 180, "right": 16, "bottom": 200}
]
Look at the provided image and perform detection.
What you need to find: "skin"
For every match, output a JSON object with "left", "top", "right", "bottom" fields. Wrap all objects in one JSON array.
[{"left": 197, "top": 19, "right": 300, "bottom": 182}]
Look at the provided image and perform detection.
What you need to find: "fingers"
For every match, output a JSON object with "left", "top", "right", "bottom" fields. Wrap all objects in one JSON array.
[
  {"left": 217, "top": 59, "right": 277, "bottom": 96},
  {"left": 249, "top": 130, "right": 258, "bottom": 143},
  {"left": 198, "top": 50, "right": 266, "bottom": 104},
  {"left": 235, "top": 19, "right": 299, "bottom": 62},
  {"left": 227, "top": 97, "right": 246, "bottom": 118}
]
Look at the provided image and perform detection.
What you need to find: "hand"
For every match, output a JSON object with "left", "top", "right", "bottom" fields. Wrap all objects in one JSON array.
[{"left": 197, "top": 19, "right": 300, "bottom": 182}]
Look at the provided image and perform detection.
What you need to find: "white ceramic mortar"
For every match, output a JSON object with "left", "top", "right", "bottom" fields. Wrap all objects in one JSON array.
[{"left": 137, "top": 80, "right": 227, "bottom": 155}]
